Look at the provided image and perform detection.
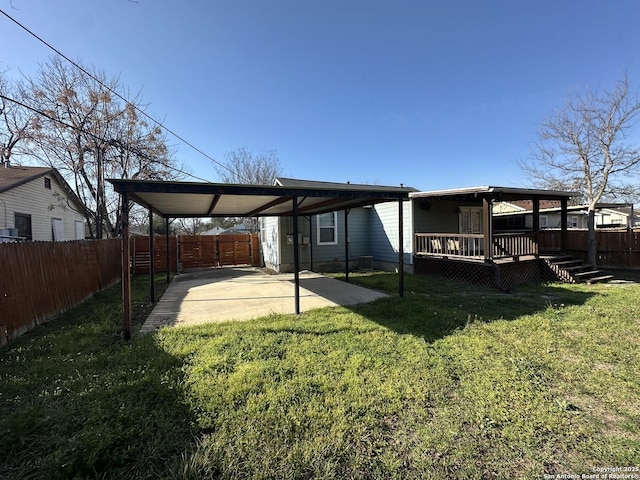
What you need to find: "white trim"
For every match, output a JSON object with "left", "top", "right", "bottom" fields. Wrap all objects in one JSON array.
[{"left": 316, "top": 212, "right": 338, "bottom": 245}]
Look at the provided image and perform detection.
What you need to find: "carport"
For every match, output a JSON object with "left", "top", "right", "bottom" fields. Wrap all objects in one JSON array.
[{"left": 109, "top": 178, "right": 412, "bottom": 339}]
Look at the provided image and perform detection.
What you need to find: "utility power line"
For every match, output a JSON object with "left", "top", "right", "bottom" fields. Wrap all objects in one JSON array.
[
  {"left": 0, "top": 93, "right": 213, "bottom": 183},
  {"left": 0, "top": 7, "right": 235, "bottom": 178}
]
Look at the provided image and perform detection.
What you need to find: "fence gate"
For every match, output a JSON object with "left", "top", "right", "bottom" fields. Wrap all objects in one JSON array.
[{"left": 131, "top": 234, "right": 261, "bottom": 274}]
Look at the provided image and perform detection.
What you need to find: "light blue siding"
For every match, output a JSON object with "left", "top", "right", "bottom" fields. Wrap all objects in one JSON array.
[{"left": 371, "top": 200, "right": 413, "bottom": 267}]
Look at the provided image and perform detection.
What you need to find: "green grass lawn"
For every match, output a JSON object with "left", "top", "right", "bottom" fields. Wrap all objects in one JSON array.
[{"left": 1, "top": 272, "right": 639, "bottom": 479}]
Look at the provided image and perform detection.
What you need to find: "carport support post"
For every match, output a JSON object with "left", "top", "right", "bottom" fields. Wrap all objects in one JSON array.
[
  {"left": 149, "top": 208, "right": 155, "bottom": 303},
  {"left": 344, "top": 209, "right": 349, "bottom": 282},
  {"left": 121, "top": 192, "right": 132, "bottom": 340},
  {"left": 165, "top": 218, "right": 170, "bottom": 284},
  {"left": 292, "top": 196, "right": 301, "bottom": 314},
  {"left": 398, "top": 197, "right": 404, "bottom": 297}
]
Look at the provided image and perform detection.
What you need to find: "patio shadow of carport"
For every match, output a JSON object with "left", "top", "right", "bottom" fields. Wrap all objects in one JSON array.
[
  {"left": 141, "top": 266, "right": 389, "bottom": 332},
  {"left": 109, "top": 178, "right": 413, "bottom": 339}
]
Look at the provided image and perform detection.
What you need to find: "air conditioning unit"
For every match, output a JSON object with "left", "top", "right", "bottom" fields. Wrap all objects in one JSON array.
[{"left": 358, "top": 255, "right": 373, "bottom": 271}]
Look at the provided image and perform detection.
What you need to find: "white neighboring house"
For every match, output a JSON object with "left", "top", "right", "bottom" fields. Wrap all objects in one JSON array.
[
  {"left": 493, "top": 200, "right": 637, "bottom": 230},
  {"left": 0, "top": 164, "right": 86, "bottom": 242}
]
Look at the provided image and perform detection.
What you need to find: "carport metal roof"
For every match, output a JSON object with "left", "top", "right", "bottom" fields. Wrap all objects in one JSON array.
[
  {"left": 108, "top": 177, "right": 415, "bottom": 218},
  {"left": 109, "top": 177, "right": 413, "bottom": 339}
]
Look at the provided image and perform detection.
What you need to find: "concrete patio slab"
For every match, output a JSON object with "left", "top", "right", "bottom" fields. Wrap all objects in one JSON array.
[{"left": 140, "top": 267, "right": 387, "bottom": 332}]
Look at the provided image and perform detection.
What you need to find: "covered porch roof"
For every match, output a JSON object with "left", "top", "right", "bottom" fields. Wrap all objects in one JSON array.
[{"left": 410, "top": 185, "right": 578, "bottom": 202}]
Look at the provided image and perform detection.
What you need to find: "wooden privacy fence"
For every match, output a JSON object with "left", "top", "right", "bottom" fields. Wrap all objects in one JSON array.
[
  {"left": 539, "top": 228, "right": 640, "bottom": 269},
  {"left": 131, "top": 234, "right": 261, "bottom": 274},
  {"left": 0, "top": 239, "right": 121, "bottom": 348}
]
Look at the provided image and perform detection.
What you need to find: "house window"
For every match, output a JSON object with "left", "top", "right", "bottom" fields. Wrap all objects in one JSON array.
[
  {"left": 44, "top": 177, "right": 51, "bottom": 189},
  {"left": 317, "top": 212, "right": 337, "bottom": 245},
  {"left": 459, "top": 207, "right": 482, "bottom": 234},
  {"left": 14, "top": 213, "right": 32, "bottom": 241},
  {"left": 569, "top": 215, "right": 579, "bottom": 228},
  {"left": 539, "top": 215, "right": 548, "bottom": 228}
]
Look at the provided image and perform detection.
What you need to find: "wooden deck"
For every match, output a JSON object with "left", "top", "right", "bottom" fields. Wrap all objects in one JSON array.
[
  {"left": 414, "top": 232, "right": 542, "bottom": 290},
  {"left": 415, "top": 232, "right": 538, "bottom": 261}
]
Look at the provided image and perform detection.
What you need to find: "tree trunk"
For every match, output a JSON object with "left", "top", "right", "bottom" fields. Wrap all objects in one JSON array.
[{"left": 587, "top": 209, "right": 597, "bottom": 267}]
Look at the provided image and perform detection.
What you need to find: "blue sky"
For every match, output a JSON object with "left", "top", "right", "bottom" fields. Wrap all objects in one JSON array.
[{"left": 2, "top": 0, "right": 640, "bottom": 191}]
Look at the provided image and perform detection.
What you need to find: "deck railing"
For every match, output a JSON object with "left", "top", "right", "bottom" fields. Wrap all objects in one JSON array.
[
  {"left": 492, "top": 232, "right": 537, "bottom": 259},
  {"left": 415, "top": 233, "right": 485, "bottom": 259},
  {"left": 414, "top": 232, "right": 537, "bottom": 260}
]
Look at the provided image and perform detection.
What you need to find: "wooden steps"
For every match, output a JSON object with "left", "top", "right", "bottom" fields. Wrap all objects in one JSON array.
[{"left": 541, "top": 255, "right": 614, "bottom": 284}]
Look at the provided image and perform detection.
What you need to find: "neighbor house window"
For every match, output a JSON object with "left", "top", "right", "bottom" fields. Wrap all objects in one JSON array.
[
  {"left": 539, "top": 215, "right": 548, "bottom": 228},
  {"left": 569, "top": 215, "right": 579, "bottom": 228},
  {"left": 44, "top": 177, "right": 51, "bottom": 189},
  {"left": 317, "top": 212, "right": 337, "bottom": 245},
  {"left": 74, "top": 220, "right": 85, "bottom": 240},
  {"left": 52, "top": 218, "right": 64, "bottom": 241},
  {"left": 14, "top": 213, "right": 32, "bottom": 241}
]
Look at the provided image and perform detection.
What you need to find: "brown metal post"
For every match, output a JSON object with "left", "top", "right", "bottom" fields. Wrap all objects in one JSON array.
[
  {"left": 560, "top": 197, "right": 568, "bottom": 252},
  {"left": 165, "top": 218, "right": 170, "bottom": 284},
  {"left": 149, "top": 208, "right": 155, "bottom": 303},
  {"left": 121, "top": 192, "right": 131, "bottom": 340},
  {"left": 344, "top": 209, "right": 349, "bottom": 282},
  {"left": 292, "top": 196, "right": 300, "bottom": 314}
]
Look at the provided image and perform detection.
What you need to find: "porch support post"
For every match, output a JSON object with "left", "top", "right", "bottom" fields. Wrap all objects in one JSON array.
[
  {"left": 165, "top": 217, "right": 170, "bottom": 284},
  {"left": 121, "top": 192, "right": 131, "bottom": 340},
  {"left": 344, "top": 209, "right": 349, "bottom": 283},
  {"left": 560, "top": 197, "right": 568, "bottom": 252},
  {"left": 532, "top": 196, "right": 540, "bottom": 257},
  {"left": 398, "top": 197, "right": 404, "bottom": 297},
  {"left": 482, "top": 197, "right": 492, "bottom": 261},
  {"left": 292, "top": 196, "right": 300, "bottom": 315},
  {"left": 149, "top": 208, "right": 155, "bottom": 303}
]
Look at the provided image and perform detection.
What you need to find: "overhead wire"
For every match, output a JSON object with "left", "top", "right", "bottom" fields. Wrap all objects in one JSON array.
[
  {"left": 0, "top": 7, "right": 236, "bottom": 178},
  {"left": 0, "top": 93, "right": 213, "bottom": 183}
]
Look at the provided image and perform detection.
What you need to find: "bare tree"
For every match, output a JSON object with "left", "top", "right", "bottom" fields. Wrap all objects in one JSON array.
[
  {"left": 23, "top": 56, "right": 178, "bottom": 238},
  {"left": 216, "top": 147, "right": 283, "bottom": 185},
  {"left": 0, "top": 71, "right": 34, "bottom": 166},
  {"left": 215, "top": 147, "right": 284, "bottom": 231},
  {"left": 522, "top": 74, "right": 640, "bottom": 266}
]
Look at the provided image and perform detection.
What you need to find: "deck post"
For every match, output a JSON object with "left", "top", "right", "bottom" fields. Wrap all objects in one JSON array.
[
  {"left": 292, "top": 196, "right": 300, "bottom": 314},
  {"left": 532, "top": 196, "right": 540, "bottom": 257},
  {"left": 560, "top": 197, "right": 568, "bottom": 252},
  {"left": 398, "top": 197, "right": 404, "bottom": 297},
  {"left": 482, "top": 197, "right": 492, "bottom": 261},
  {"left": 121, "top": 192, "right": 131, "bottom": 340},
  {"left": 149, "top": 208, "right": 155, "bottom": 303}
]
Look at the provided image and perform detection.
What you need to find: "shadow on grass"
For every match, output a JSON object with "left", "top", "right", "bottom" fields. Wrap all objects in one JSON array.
[
  {"left": 346, "top": 273, "right": 597, "bottom": 343},
  {"left": 0, "top": 275, "right": 197, "bottom": 480}
]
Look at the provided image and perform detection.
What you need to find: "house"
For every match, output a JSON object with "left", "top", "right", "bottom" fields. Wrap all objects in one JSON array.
[
  {"left": 261, "top": 181, "right": 580, "bottom": 290},
  {"left": 259, "top": 178, "right": 416, "bottom": 273},
  {"left": 0, "top": 164, "right": 86, "bottom": 242},
  {"left": 493, "top": 200, "right": 637, "bottom": 230}
]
